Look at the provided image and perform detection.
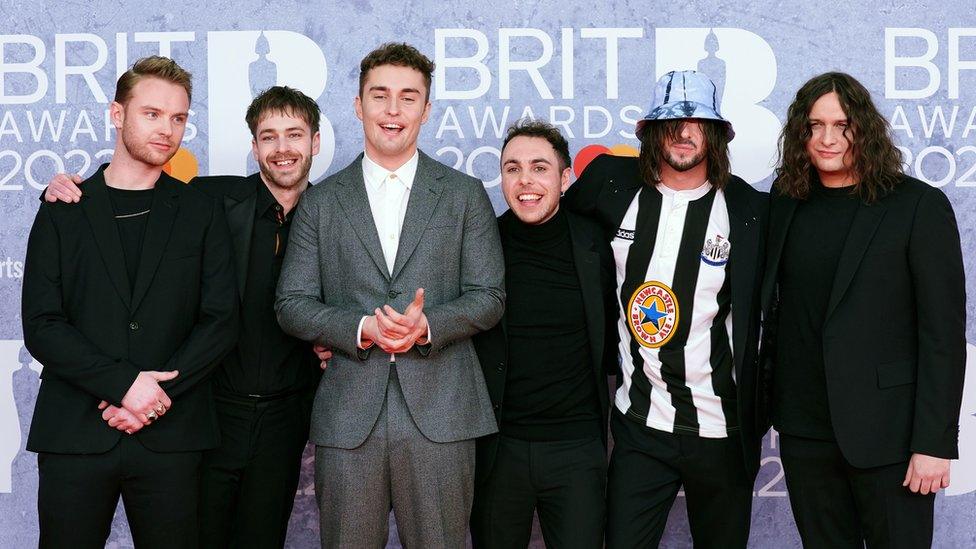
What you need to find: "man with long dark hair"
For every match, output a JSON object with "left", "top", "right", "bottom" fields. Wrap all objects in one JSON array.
[
  {"left": 763, "top": 72, "right": 966, "bottom": 548},
  {"left": 565, "top": 70, "right": 768, "bottom": 548}
]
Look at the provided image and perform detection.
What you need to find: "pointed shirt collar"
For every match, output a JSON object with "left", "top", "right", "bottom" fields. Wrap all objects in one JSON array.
[{"left": 362, "top": 150, "right": 419, "bottom": 192}]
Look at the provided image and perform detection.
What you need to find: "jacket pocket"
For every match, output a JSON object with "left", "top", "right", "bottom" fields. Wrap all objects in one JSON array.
[{"left": 876, "top": 360, "right": 916, "bottom": 389}]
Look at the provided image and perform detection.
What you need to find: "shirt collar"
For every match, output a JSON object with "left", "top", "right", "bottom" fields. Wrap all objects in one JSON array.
[
  {"left": 255, "top": 178, "right": 288, "bottom": 221},
  {"left": 362, "top": 150, "right": 419, "bottom": 192},
  {"left": 657, "top": 179, "right": 713, "bottom": 201}
]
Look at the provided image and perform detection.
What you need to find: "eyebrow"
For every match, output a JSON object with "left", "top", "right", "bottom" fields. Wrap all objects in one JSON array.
[
  {"left": 139, "top": 104, "right": 189, "bottom": 117},
  {"left": 259, "top": 127, "right": 305, "bottom": 134},
  {"left": 503, "top": 157, "right": 552, "bottom": 166},
  {"left": 368, "top": 85, "right": 422, "bottom": 95}
]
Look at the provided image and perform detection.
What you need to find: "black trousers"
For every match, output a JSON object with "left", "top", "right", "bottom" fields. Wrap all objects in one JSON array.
[
  {"left": 606, "top": 410, "right": 753, "bottom": 549},
  {"left": 37, "top": 436, "right": 202, "bottom": 549},
  {"left": 471, "top": 435, "right": 607, "bottom": 549},
  {"left": 198, "top": 389, "right": 313, "bottom": 549},
  {"left": 779, "top": 434, "right": 935, "bottom": 549}
]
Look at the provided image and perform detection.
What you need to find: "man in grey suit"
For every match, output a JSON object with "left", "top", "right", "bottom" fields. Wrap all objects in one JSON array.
[{"left": 275, "top": 42, "right": 505, "bottom": 548}]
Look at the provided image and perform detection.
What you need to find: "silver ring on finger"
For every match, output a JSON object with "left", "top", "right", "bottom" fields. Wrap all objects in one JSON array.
[{"left": 146, "top": 410, "right": 158, "bottom": 421}]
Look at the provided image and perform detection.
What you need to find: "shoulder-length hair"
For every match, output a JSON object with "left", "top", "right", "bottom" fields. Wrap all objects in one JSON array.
[
  {"left": 638, "top": 119, "right": 731, "bottom": 189},
  {"left": 776, "top": 72, "right": 902, "bottom": 202}
]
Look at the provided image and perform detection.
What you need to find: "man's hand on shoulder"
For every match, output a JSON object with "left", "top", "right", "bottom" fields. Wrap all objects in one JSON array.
[
  {"left": 44, "top": 173, "right": 83, "bottom": 203},
  {"left": 903, "top": 453, "right": 950, "bottom": 495}
]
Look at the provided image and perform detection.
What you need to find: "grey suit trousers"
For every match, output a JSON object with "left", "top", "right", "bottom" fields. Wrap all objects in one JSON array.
[{"left": 315, "top": 365, "right": 475, "bottom": 548}]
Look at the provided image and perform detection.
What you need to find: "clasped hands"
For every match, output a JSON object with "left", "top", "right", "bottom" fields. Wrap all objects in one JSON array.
[
  {"left": 361, "top": 288, "right": 429, "bottom": 354},
  {"left": 98, "top": 370, "right": 178, "bottom": 435}
]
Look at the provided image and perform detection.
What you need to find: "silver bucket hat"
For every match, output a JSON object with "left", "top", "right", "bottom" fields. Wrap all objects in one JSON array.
[{"left": 635, "top": 70, "right": 735, "bottom": 140}]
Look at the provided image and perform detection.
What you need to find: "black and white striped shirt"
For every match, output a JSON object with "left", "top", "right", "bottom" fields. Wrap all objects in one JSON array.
[{"left": 612, "top": 181, "right": 737, "bottom": 438}]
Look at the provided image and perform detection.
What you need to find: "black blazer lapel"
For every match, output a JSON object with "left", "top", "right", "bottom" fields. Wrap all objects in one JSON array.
[
  {"left": 606, "top": 176, "right": 642, "bottom": 230},
  {"left": 130, "top": 176, "right": 180, "bottom": 312},
  {"left": 725, "top": 179, "right": 760, "bottom": 379},
  {"left": 825, "top": 201, "right": 886, "bottom": 321},
  {"left": 223, "top": 176, "right": 259, "bottom": 299},
  {"left": 335, "top": 155, "right": 390, "bottom": 280},
  {"left": 80, "top": 174, "right": 132, "bottom": 310},
  {"left": 567, "top": 211, "right": 605, "bottom": 375},
  {"left": 761, "top": 192, "right": 798, "bottom": 313},
  {"left": 391, "top": 152, "right": 444, "bottom": 281}
]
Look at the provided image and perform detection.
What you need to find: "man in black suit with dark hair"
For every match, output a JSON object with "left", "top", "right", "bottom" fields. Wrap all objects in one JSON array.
[
  {"left": 470, "top": 119, "right": 617, "bottom": 549},
  {"left": 44, "top": 85, "right": 325, "bottom": 549},
  {"left": 763, "top": 72, "right": 966, "bottom": 548},
  {"left": 565, "top": 70, "right": 768, "bottom": 548},
  {"left": 23, "top": 56, "right": 239, "bottom": 548}
]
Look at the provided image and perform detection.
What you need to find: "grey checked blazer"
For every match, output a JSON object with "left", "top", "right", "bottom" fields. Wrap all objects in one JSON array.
[{"left": 275, "top": 151, "right": 504, "bottom": 448}]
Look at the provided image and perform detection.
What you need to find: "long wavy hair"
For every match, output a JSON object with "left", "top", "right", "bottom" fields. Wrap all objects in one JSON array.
[
  {"left": 637, "top": 119, "right": 731, "bottom": 189},
  {"left": 776, "top": 72, "right": 902, "bottom": 202}
]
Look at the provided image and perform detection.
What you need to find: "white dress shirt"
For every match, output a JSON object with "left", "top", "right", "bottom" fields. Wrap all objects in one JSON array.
[{"left": 355, "top": 151, "right": 430, "bottom": 355}]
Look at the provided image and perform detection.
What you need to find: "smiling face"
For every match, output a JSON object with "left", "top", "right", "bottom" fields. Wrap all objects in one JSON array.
[
  {"left": 806, "top": 91, "right": 855, "bottom": 186},
  {"left": 251, "top": 110, "right": 320, "bottom": 191},
  {"left": 500, "top": 135, "right": 571, "bottom": 225},
  {"left": 355, "top": 64, "right": 431, "bottom": 170},
  {"left": 662, "top": 120, "right": 707, "bottom": 172},
  {"left": 112, "top": 77, "right": 189, "bottom": 167}
]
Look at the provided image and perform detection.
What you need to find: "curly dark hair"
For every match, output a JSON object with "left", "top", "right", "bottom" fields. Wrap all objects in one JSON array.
[
  {"left": 776, "top": 72, "right": 902, "bottom": 202},
  {"left": 501, "top": 118, "right": 572, "bottom": 171},
  {"left": 637, "top": 119, "right": 731, "bottom": 189},
  {"left": 245, "top": 86, "right": 321, "bottom": 137},
  {"left": 359, "top": 42, "right": 435, "bottom": 100}
]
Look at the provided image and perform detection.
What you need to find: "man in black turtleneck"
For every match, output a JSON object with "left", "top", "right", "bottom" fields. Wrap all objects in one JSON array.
[{"left": 470, "top": 120, "right": 617, "bottom": 549}]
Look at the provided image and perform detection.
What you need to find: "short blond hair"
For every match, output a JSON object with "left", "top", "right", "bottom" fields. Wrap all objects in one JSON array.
[{"left": 114, "top": 56, "right": 192, "bottom": 105}]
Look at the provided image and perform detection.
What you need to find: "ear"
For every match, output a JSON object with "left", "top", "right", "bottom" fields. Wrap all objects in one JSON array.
[
  {"left": 354, "top": 95, "right": 364, "bottom": 122},
  {"left": 251, "top": 137, "right": 259, "bottom": 163},
  {"left": 420, "top": 100, "right": 431, "bottom": 125},
  {"left": 559, "top": 166, "right": 572, "bottom": 193},
  {"left": 311, "top": 131, "right": 321, "bottom": 156},
  {"left": 110, "top": 101, "right": 125, "bottom": 130}
]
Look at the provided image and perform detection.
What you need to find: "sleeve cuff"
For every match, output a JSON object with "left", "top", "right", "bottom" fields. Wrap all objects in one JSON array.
[{"left": 357, "top": 316, "right": 374, "bottom": 350}]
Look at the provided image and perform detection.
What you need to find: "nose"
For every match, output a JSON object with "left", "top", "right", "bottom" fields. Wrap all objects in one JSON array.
[
  {"left": 158, "top": 119, "right": 173, "bottom": 137},
  {"left": 274, "top": 136, "right": 288, "bottom": 152},
  {"left": 822, "top": 125, "right": 839, "bottom": 145},
  {"left": 386, "top": 96, "right": 400, "bottom": 116}
]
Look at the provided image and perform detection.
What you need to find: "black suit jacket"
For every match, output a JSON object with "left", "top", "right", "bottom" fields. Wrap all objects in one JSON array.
[
  {"left": 189, "top": 173, "right": 318, "bottom": 380},
  {"left": 473, "top": 209, "right": 618, "bottom": 484},
  {"left": 190, "top": 173, "right": 267, "bottom": 301},
  {"left": 22, "top": 166, "right": 239, "bottom": 454},
  {"left": 564, "top": 154, "right": 769, "bottom": 477},
  {"left": 761, "top": 175, "right": 966, "bottom": 468}
]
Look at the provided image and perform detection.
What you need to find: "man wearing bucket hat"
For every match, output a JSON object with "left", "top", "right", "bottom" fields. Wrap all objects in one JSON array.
[{"left": 565, "top": 70, "right": 768, "bottom": 548}]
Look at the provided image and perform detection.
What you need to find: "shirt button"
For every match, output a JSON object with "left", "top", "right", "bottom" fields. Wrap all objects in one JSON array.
[{"left": 129, "top": 321, "right": 139, "bottom": 331}]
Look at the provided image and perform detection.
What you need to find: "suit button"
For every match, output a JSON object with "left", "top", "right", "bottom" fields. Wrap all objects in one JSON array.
[
  {"left": 388, "top": 290, "right": 397, "bottom": 299},
  {"left": 496, "top": 362, "right": 504, "bottom": 372},
  {"left": 493, "top": 404, "right": 500, "bottom": 411},
  {"left": 129, "top": 321, "right": 139, "bottom": 331}
]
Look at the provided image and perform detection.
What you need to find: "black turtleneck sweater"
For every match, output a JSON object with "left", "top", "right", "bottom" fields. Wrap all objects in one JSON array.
[
  {"left": 499, "top": 209, "right": 602, "bottom": 441},
  {"left": 773, "top": 181, "right": 860, "bottom": 440}
]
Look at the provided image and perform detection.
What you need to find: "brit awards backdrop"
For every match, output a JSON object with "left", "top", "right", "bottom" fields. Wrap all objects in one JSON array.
[{"left": 1, "top": 0, "right": 975, "bottom": 547}]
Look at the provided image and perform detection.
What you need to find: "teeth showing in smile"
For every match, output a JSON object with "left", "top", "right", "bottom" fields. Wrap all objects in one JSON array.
[
  {"left": 273, "top": 159, "right": 296, "bottom": 167},
  {"left": 381, "top": 123, "right": 403, "bottom": 130},
  {"left": 518, "top": 193, "right": 542, "bottom": 202}
]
